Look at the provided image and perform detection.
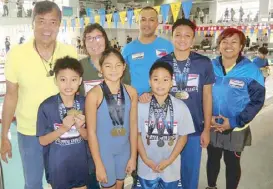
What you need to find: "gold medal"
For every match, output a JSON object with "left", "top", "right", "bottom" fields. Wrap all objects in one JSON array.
[
  {"left": 168, "top": 137, "right": 174, "bottom": 146},
  {"left": 175, "top": 91, "right": 189, "bottom": 100},
  {"left": 175, "top": 92, "right": 183, "bottom": 99},
  {"left": 67, "top": 109, "right": 82, "bottom": 116},
  {"left": 111, "top": 128, "right": 118, "bottom": 136},
  {"left": 120, "top": 127, "right": 126, "bottom": 136}
]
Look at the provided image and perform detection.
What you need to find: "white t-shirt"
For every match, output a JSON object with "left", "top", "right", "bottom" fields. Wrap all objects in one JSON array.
[{"left": 137, "top": 95, "right": 195, "bottom": 182}]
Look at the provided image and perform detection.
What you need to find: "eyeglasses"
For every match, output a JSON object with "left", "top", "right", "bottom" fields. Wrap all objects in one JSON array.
[{"left": 86, "top": 35, "right": 103, "bottom": 42}]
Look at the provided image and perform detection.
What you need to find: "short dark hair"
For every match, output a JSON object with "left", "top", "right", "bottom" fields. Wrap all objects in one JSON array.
[
  {"left": 33, "top": 1, "right": 62, "bottom": 22},
  {"left": 53, "top": 56, "right": 83, "bottom": 77},
  {"left": 258, "top": 47, "right": 269, "bottom": 55},
  {"left": 82, "top": 23, "right": 110, "bottom": 54},
  {"left": 217, "top": 28, "right": 246, "bottom": 52},
  {"left": 99, "top": 48, "right": 125, "bottom": 67},
  {"left": 140, "top": 6, "right": 159, "bottom": 16},
  {"left": 172, "top": 18, "right": 196, "bottom": 36},
  {"left": 149, "top": 61, "right": 173, "bottom": 78}
]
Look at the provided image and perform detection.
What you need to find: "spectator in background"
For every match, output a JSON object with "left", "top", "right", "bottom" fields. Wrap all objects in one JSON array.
[
  {"left": 16, "top": 0, "right": 24, "bottom": 17},
  {"left": 253, "top": 47, "right": 270, "bottom": 81},
  {"left": 262, "top": 33, "right": 269, "bottom": 47},
  {"left": 231, "top": 8, "right": 235, "bottom": 21},
  {"left": 79, "top": 2, "right": 86, "bottom": 18},
  {"left": 5, "top": 37, "right": 10, "bottom": 53},
  {"left": 199, "top": 9, "right": 204, "bottom": 24},
  {"left": 2, "top": 0, "right": 9, "bottom": 17},
  {"left": 19, "top": 36, "right": 25, "bottom": 44},
  {"left": 246, "top": 36, "right": 250, "bottom": 48}
]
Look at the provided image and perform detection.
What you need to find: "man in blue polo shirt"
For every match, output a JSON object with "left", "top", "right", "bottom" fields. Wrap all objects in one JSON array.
[
  {"left": 122, "top": 6, "right": 173, "bottom": 99},
  {"left": 159, "top": 18, "right": 215, "bottom": 189}
]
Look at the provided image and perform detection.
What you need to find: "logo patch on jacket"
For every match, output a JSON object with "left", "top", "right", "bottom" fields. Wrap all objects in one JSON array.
[
  {"left": 229, "top": 79, "right": 245, "bottom": 88},
  {"left": 156, "top": 49, "right": 167, "bottom": 57}
]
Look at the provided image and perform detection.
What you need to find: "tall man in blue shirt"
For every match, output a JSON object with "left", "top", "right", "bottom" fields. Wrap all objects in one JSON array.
[
  {"left": 159, "top": 18, "right": 215, "bottom": 189},
  {"left": 122, "top": 6, "right": 173, "bottom": 100}
]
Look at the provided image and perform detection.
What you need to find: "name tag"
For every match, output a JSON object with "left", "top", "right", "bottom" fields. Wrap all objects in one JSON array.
[
  {"left": 83, "top": 79, "right": 103, "bottom": 96},
  {"left": 156, "top": 49, "right": 167, "bottom": 58},
  {"left": 54, "top": 123, "right": 80, "bottom": 139},
  {"left": 132, "top": 52, "right": 144, "bottom": 60},
  {"left": 187, "top": 74, "right": 199, "bottom": 87},
  {"left": 229, "top": 79, "right": 245, "bottom": 88}
]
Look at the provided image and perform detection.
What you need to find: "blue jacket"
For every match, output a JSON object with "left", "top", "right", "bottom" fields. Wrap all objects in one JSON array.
[{"left": 212, "top": 56, "right": 265, "bottom": 129}]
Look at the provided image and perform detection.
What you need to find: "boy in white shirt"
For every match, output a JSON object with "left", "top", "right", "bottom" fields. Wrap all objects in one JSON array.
[{"left": 137, "top": 61, "right": 195, "bottom": 188}]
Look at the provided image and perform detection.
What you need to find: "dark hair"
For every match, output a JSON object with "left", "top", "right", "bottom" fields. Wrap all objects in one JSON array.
[
  {"left": 258, "top": 47, "right": 269, "bottom": 55},
  {"left": 217, "top": 28, "right": 246, "bottom": 52},
  {"left": 149, "top": 61, "right": 173, "bottom": 78},
  {"left": 53, "top": 56, "right": 83, "bottom": 77},
  {"left": 140, "top": 6, "right": 158, "bottom": 16},
  {"left": 172, "top": 18, "right": 196, "bottom": 36},
  {"left": 82, "top": 23, "right": 110, "bottom": 54},
  {"left": 99, "top": 48, "right": 125, "bottom": 67},
  {"left": 33, "top": 1, "right": 62, "bottom": 22}
]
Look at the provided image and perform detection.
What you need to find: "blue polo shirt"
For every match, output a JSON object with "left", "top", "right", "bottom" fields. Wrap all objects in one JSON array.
[
  {"left": 122, "top": 37, "right": 173, "bottom": 95},
  {"left": 253, "top": 57, "right": 269, "bottom": 68},
  {"left": 159, "top": 52, "right": 215, "bottom": 135}
]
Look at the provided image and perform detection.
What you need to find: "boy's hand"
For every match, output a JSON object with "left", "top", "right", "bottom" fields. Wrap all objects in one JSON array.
[
  {"left": 74, "top": 114, "right": 85, "bottom": 129},
  {"left": 156, "top": 159, "right": 171, "bottom": 172},
  {"left": 144, "top": 158, "right": 158, "bottom": 172},
  {"left": 62, "top": 115, "right": 75, "bottom": 132},
  {"left": 96, "top": 163, "right": 108, "bottom": 183}
]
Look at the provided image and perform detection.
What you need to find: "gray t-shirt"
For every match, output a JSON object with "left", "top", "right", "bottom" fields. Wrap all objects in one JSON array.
[{"left": 137, "top": 95, "right": 195, "bottom": 182}]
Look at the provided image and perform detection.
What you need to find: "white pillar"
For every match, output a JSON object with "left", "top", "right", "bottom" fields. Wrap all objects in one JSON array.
[{"left": 259, "top": 0, "right": 270, "bottom": 22}]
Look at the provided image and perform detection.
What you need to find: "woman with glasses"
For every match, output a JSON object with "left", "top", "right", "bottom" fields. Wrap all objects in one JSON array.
[
  {"left": 79, "top": 23, "right": 130, "bottom": 97},
  {"left": 206, "top": 28, "right": 265, "bottom": 189}
]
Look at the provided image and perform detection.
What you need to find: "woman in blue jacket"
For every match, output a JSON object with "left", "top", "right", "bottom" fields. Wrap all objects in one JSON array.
[{"left": 206, "top": 28, "right": 265, "bottom": 189}]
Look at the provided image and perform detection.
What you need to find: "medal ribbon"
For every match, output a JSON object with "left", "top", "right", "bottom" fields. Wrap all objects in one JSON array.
[
  {"left": 172, "top": 52, "right": 191, "bottom": 92},
  {"left": 58, "top": 94, "right": 81, "bottom": 120},
  {"left": 101, "top": 81, "right": 125, "bottom": 129},
  {"left": 147, "top": 95, "right": 174, "bottom": 138}
]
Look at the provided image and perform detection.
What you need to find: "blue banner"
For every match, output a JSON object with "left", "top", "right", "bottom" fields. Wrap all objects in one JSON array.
[
  {"left": 99, "top": 8, "right": 106, "bottom": 26},
  {"left": 127, "top": 10, "right": 134, "bottom": 28},
  {"left": 113, "top": 12, "right": 119, "bottom": 28},
  {"left": 182, "top": 0, "right": 193, "bottom": 19},
  {"left": 63, "top": 19, "right": 67, "bottom": 31},
  {"left": 62, "top": 6, "right": 73, "bottom": 17},
  {"left": 161, "top": 4, "right": 170, "bottom": 23},
  {"left": 86, "top": 8, "right": 92, "bottom": 17}
]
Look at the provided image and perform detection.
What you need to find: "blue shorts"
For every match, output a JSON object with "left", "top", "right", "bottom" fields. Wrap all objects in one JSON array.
[
  {"left": 137, "top": 177, "right": 180, "bottom": 189},
  {"left": 100, "top": 144, "right": 130, "bottom": 188}
]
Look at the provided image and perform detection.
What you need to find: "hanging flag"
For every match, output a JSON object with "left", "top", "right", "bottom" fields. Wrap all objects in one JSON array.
[
  {"left": 204, "top": 30, "right": 207, "bottom": 36},
  {"left": 170, "top": 2, "right": 181, "bottom": 22},
  {"left": 84, "top": 17, "right": 90, "bottom": 26},
  {"left": 99, "top": 8, "right": 106, "bottom": 26},
  {"left": 80, "top": 17, "right": 84, "bottom": 28},
  {"left": 154, "top": 6, "right": 161, "bottom": 14},
  {"left": 182, "top": 0, "right": 193, "bottom": 19},
  {"left": 90, "top": 16, "right": 95, "bottom": 24},
  {"left": 75, "top": 18, "right": 80, "bottom": 28},
  {"left": 210, "top": 30, "right": 214, "bottom": 36},
  {"left": 95, "top": 15, "right": 100, "bottom": 24},
  {"left": 119, "top": 11, "right": 127, "bottom": 25},
  {"left": 71, "top": 18, "right": 75, "bottom": 31},
  {"left": 106, "top": 14, "right": 112, "bottom": 27},
  {"left": 113, "top": 12, "right": 119, "bottom": 28},
  {"left": 161, "top": 4, "right": 170, "bottom": 23},
  {"left": 63, "top": 19, "right": 67, "bottom": 31},
  {"left": 127, "top": 10, "right": 134, "bottom": 27},
  {"left": 134, "top": 9, "right": 141, "bottom": 23},
  {"left": 198, "top": 30, "right": 201, "bottom": 36}
]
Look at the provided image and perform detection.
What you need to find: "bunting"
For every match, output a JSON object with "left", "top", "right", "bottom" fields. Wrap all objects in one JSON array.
[
  {"left": 106, "top": 14, "right": 113, "bottom": 27},
  {"left": 119, "top": 11, "right": 127, "bottom": 25},
  {"left": 170, "top": 2, "right": 181, "bottom": 22},
  {"left": 134, "top": 9, "right": 141, "bottom": 23}
]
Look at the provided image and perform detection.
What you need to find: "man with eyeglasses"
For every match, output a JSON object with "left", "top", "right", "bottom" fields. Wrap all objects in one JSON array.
[
  {"left": 0, "top": 1, "right": 77, "bottom": 189},
  {"left": 122, "top": 6, "right": 173, "bottom": 100}
]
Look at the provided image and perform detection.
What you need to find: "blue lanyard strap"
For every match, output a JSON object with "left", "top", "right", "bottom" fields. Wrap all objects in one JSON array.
[{"left": 172, "top": 52, "right": 191, "bottom": 91}]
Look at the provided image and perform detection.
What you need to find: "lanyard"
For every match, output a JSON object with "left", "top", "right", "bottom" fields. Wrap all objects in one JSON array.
[
  {"left": 57, "top": 94, "right": 80, "bottom": 120},
  {"left": 101, "top": 81, "right": 125, "bottom": 127},
  {"left": 172, "top": 52, "right": 191, "bottom": 91},
  {"left": 147, "top": 95, "right": 174, "bottom": 137}
]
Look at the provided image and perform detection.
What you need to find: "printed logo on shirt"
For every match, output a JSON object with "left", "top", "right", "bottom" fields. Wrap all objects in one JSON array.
[
  {"left": 54, "top": 123, "right": 83, "bottom": 146},
  {"left": 229, "top": 79, "right": 245, "bottom": 88},
  {"left": 83, "top": 79, "right": 103, "bottom": 96},
  {"left": 156, "top": 49, "right": 167, "bottom": 58},
  {"left": 172, "top": 74, "right": 199, "bottom": 93},
  {"left": 132, "top": 52, "right": 144, "bottom": 60},
  {"left": 144, "top": 121, "right": 178, "bottom": 141}
]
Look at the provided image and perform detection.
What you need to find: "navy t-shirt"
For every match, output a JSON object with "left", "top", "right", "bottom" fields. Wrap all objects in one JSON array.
[
  {"left": 36, "top": 94, "right": 88, "bottom": 188},
  {"left": 159, "top": 52, "right": 215, "bottom": 135}
]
